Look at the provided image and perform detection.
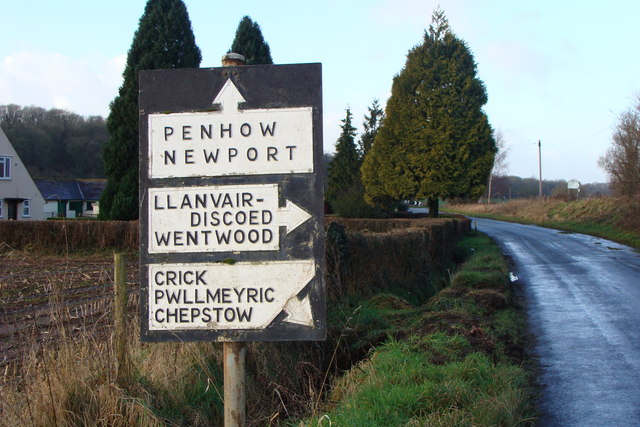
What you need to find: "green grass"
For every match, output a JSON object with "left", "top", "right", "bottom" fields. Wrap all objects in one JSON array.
[{"left": 300, "top": 232, "right": 535, "bottom": 426}]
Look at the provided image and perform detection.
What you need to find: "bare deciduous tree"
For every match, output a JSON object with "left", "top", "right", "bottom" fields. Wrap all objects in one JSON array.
[
  {"left": 487, "top": 130, "right": 509, "bottom": 203},
  {"left": 599, "top": 99, "right": 640, "bottom": 197}
]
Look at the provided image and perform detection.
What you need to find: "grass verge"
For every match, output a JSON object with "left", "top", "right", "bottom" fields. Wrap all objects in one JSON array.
[
  {"left": 300, "top": 232, "right": 535, "bottom": 426},
  {"left": 447, "top": 197, "right": 640, "bottom": 250},
  {"left": 2, "top": 224, "right": 530, "bottom": 426}
]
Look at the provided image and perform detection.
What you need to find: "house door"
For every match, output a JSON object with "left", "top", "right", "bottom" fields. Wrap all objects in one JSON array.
[{"left": 6, "top": 199, "right": 18, "bottom": 220}]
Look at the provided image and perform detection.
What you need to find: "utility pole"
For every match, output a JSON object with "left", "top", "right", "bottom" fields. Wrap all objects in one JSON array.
[{"left": 538, "top": 139, "right": 542, "bottom": 198}]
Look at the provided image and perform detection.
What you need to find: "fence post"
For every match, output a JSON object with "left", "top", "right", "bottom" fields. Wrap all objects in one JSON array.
[{"left": 114, "top": 252, "right": 129, "bottom": 386}]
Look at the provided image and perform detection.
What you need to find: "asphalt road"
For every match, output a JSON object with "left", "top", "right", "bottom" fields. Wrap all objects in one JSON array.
[{"left": 472, "top": 217, "right": 640, "bottom": 426}]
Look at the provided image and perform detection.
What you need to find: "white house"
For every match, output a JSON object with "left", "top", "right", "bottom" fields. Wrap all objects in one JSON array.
[
  {"left": 35, "top": 179, "right": 106, "bottom": 218},
  {"left": 0, "top": 127, "right": 46, "bottom": 220}
]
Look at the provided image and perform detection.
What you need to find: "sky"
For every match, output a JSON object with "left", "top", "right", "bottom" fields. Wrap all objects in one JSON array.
[{"left": 2, "top": 0, "right": 640, "bottom": 184}]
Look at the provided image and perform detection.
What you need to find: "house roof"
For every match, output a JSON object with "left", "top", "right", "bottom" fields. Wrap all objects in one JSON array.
[
  {"left": 77, "top": 180, "right": 107, "bottom": 200},
  {"left": 35, "top": 179, "right": 107, "bottom": 202}
]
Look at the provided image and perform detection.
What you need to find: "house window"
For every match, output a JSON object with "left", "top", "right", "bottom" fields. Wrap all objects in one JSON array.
[
  {"left": 0, "top": 156, "right": 11, "bottom": 179},
  {"left": 22, "top": 200, "right": 30, "bottom": 217}
]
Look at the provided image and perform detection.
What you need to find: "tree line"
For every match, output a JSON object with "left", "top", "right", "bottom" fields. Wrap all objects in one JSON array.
[
  {"left": 484, "top": 176, "right": 609, "bottom": 200},
  {"left": 0, "top": 104, "right": 107, "bottom": 179}
]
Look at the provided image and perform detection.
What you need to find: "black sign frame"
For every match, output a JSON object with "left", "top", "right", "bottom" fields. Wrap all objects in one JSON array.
[{"left": 138, "top": 63, "right": 324, "bottom": 342}]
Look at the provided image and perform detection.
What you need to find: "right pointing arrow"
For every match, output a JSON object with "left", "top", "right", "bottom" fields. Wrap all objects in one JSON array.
[{"left": 277, "top": 199, "right": 312, "bottom": 235}]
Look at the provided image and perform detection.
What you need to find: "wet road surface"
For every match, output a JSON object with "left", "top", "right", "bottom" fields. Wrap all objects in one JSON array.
[{"left": 472, "top": 218, "right": 640, "bottom": 426}]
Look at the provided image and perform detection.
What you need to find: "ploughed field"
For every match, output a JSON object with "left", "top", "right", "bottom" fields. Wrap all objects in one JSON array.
[{"left": 0, "top": 251, "right": 139, "bottom": 369}]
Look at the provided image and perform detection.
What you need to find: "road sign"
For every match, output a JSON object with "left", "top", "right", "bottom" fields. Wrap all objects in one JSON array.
[
  {"left": 139, "top": 64, "right": 324, "bottom": 342},
  {"left": 147, "top": 79, "right": 314, "bottom": 179},
  {"left": 148, "top": 260, "right": 315, "bottom": 330},
  {"left": 148, "top": 184, "right": 311, "bottom": 253}
]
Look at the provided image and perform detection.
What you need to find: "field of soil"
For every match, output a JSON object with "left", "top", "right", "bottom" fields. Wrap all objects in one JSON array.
[{"left": 0, "top": 250, "right": 139, "bottom": 373}]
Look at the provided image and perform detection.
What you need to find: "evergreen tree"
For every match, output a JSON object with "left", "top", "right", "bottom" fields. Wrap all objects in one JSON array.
[
  {"left": 230, "top": 16, "right": 273, "bottom": 65},
  {"left": 358, "top": 99, "right": 384, "bottom": 159},
  {"left": 100, "top": 0, "right": 201, "bottom": 220},
  {"left": 326, "top": 108, "right": 359, "bottom": 211},
  {"left": 361, "top": 9, "right": 495, "bottom": 217}
]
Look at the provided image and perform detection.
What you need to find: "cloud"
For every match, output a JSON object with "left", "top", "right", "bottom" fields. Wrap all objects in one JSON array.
[{"left": 0, "top": 51, "right": 124, "bottom": 117}]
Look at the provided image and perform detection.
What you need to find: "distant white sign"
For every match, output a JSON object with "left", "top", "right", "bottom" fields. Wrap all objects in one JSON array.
[
  {"left": 149, "top": 184, "right": 311, "bottom": 254},
  {"left": 148, "top": 259, "right": 316, "bottom": 330},
  {"left": 148, "top": 79, "right": 313, "bottom": 179},
  {"left": 568, "top": 180, "right": 580, "bottom": 190}
]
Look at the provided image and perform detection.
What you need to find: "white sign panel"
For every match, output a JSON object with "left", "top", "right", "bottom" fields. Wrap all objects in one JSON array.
[
  {"left": 148, "top": 79, "right": 313, "bottom": 179},
  {"left": 148, "top": 260, "right": 316, "bottom": 330},
  {"left": 149, "top": 183, "right": 311, "bottom": 254}
]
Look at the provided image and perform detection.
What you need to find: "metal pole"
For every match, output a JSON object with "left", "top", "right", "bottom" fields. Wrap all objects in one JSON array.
[
  {"left": 224, "top": 342, "right": 246, "bottom": 427},
  {"left": 221, "top": 52, "right": 247, "bottom": 427},
  {"left": 538, "top": 140, "right": 543, "bottom": 198}
]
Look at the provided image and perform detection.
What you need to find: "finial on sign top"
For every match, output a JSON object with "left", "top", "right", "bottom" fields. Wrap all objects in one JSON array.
[{"left": 221, "top": 52, "right": 246, "bottom": 67}]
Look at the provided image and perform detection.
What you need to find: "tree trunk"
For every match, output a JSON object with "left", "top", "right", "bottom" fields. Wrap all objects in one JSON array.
[
  {"left": 487, "top": 174, "right": 493, "bottom": 204},
  {"left": 428, "top": 197, "right": 439, "bottom": 218}
]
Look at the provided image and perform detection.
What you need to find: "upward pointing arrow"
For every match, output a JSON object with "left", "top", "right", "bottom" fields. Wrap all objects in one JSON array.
[{"left": 212, "top": 78, "right": 245, "bottom": 113}]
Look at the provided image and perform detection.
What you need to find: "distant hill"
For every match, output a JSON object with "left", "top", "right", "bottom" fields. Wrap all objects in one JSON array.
[{"left": 0, "top": 104, "right": 107, "bottom": 179}]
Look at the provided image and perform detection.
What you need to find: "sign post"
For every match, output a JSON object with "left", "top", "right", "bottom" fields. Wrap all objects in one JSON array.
[{"left": 139, "top": 62, "right": 324, "bottom": 425}]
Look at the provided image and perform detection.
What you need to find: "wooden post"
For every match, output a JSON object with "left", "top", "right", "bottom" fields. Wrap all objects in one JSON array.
[
  {"left": 221, "top": 52, "right": 247, "bottom": 427},
  {"left": 114, "top": 252, "right": 129, "bottom": 386}
]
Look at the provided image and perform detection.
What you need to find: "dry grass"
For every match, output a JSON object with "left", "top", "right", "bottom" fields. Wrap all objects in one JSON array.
[
  {"left": 450, "top": 197, "right": 640, "bottom": 248},
  {"left": 450, "top": 197, "right": 619, "bottom": 223},
  {"left": 1, "top": 306, "right": 224, "bottom": 426},
  {"left": 0, "top": 249, "right": 223, "bottom": 427}
]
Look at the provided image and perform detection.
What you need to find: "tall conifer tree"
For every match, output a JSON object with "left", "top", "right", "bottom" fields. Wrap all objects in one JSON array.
[
  {"left": 326, "top": 108, "right": 359, "bottom": 211},
  {"left": 230, "top": 16, "right": 273, "bottom": 65},
  {"left": 358, "top": 99, "right": 384, "bottom": 160},
  {"left": 362, "top": 9, "right": 495, "bottom": 217},
  {"left": 100, "top": 0, "right": 201, "bottom": 220}
]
